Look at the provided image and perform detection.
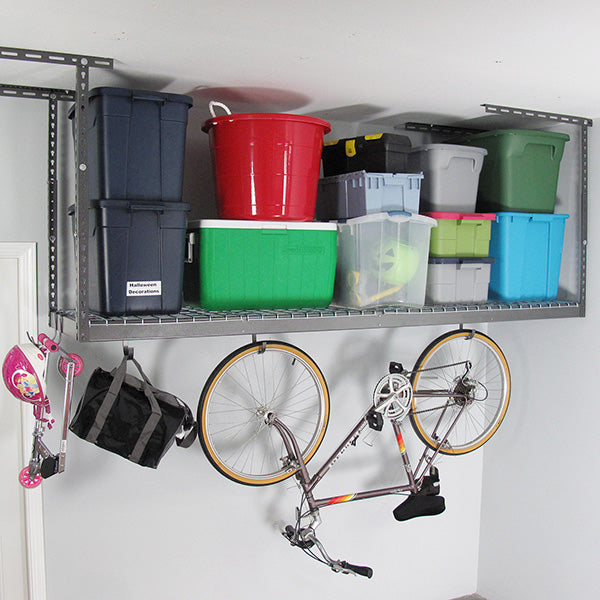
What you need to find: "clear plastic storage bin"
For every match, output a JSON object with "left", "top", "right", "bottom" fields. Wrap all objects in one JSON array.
[{"left": 334, "top": 212, "right": 437, "bottom": 308}]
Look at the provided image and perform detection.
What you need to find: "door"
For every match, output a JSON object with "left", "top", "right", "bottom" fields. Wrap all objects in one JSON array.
[{"left": 0, "top": 242, "right": 45, "bottom": 600}]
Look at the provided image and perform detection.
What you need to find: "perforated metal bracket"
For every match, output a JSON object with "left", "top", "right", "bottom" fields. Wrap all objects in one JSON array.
[{"left": 0, "top": 46, "right": 113, "bottom": 340}]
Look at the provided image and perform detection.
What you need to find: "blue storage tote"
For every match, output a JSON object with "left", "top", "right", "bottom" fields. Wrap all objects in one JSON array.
[
  {"left": 70, "top": 200, "right": 190, "bottom": 316},
  {"left": 69, "top": 87, "right": 193, "bottom": 202},
  {"left": 489, "top": 212, "right": 569, "bottom": 302},
  {"left": 316, "top": 171, "right": 423, "bottom": 220}
]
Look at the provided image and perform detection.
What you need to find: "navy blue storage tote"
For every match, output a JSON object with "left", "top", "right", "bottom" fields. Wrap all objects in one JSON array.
[
  {"left": 69, "top": 87, "right": 193, "bottom": 201},
  {"left": 87, "top": 200, "right": 190, "bottom": 316}
]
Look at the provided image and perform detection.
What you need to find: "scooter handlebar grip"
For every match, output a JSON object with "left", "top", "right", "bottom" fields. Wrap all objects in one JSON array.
[{"left": 38, "top": 334, "right": 58, "bottom": 352}]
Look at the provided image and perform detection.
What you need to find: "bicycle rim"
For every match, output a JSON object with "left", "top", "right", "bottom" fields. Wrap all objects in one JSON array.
[
  {"left": 198, "top": 341, "right": 330, "bottom": 485},
  {"left": 409, "top": 330, "right": 510, "bottom": 455}
]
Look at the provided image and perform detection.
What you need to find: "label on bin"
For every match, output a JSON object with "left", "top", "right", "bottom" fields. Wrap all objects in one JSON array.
[{"left": 127, "top": 281, "right": 162, "bottom": 297}]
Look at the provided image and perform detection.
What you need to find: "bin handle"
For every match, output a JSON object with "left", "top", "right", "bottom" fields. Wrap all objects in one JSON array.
[
  {"left": 209, "top": 101, "right": 232, "bottom": 117},
  {"left": 128, "top": 204, "right": 165, "bottom": 212},
  {"left": 185, "top": 232, "right": 195, "bottom": 264},
  {"left": 132, "top": 93, "right": 166, "bottom": 104}
]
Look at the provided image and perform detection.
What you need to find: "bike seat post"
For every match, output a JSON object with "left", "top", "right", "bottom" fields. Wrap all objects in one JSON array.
[{"left": 268, "top": 414, "right": 316, "bottom": 503}]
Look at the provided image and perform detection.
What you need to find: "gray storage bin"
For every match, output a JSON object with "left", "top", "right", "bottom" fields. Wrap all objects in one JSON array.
[
  {"left": 426, "top": 257, "right": 494, "bottom": 304},
  {"left": 316, "top": 171, "right": 423, "bottom": 220},
  {"left": 407, "top": 144, "right": 487, "bottom": 212}
]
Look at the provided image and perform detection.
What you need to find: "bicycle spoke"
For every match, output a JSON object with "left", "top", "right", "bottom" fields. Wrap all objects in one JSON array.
[
  {"left": 410, "top": 331, "right": 510, "bottom": 455},
  {"left": 199, "top": 342, "right": 329, "bottom": 485}
]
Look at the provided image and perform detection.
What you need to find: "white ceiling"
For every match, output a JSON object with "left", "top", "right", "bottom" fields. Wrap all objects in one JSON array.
[{"left": 2, "top": 0, "right": 600, "bottom": 125}]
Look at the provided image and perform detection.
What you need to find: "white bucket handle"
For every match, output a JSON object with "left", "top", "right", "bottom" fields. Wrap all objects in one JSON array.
[{"left": 209, "top": 101, "right": 232, "bottom": 117}]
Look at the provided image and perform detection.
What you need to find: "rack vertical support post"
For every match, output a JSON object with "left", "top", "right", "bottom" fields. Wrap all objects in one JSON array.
[
  {"left": 73, "top": 59, "right": 91, "bottom": 341},
  {"left": 0, "top": 47, "right": 113, "bottom": 340}
]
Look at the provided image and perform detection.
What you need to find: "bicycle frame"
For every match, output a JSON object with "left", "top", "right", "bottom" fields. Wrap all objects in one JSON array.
[{"left": 268, "top": 386, "right": 469, "bottom": 513}]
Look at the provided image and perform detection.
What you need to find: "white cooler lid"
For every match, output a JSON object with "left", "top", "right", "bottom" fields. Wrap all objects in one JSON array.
[{"left": 189, "top": 219, "right": 337, "bottom": 231}]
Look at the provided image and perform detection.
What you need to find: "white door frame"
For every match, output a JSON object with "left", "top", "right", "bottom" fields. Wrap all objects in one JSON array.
[{"left": 0, "top": 242, "right": 46, "bottom": 599}]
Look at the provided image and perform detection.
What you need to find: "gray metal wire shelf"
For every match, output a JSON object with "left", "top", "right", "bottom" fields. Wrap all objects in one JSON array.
[{"left": 1, "top": 47, "right": 590, "bottom": 342}]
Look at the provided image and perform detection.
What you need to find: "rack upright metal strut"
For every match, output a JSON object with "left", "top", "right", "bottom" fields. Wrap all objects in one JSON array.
[{"left": 0, "top": 47, "right": 591, "bottom": 342}]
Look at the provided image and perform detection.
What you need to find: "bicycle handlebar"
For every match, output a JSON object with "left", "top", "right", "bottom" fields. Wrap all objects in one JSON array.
[{"left": 339, "top": 560, "right": 373, "bottom": 578}]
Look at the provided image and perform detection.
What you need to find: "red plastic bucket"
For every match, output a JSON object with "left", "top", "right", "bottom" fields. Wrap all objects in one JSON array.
[{"left": 202, "top": 105, "right": 331, "bottom": 221}]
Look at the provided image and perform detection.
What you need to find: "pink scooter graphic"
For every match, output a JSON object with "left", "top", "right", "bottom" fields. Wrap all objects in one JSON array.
[{"left": 2, "top": 333, "right": 83, "bottom": 488}]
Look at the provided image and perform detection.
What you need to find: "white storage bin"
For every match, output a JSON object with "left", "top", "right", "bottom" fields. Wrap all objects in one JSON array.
[
  {"left": 334, "top": 212, "right": 437, "bottom": 308},
  {"left": 407, "top": 144, "right": 487, "bottom": 212},
  {"left": 426, "top": 257, "right": 493, "bottom": 304}
]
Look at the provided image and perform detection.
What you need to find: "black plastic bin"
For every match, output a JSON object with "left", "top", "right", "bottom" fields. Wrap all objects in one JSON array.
[
  {"left": 69, "top": 87, "right": 193, "bottom": 202},
  {"left": 70, "top": 200, "right": 190, "bottom": 316},
  {"left": 321, "top": 133, "right": 412, "bottom": 177}
]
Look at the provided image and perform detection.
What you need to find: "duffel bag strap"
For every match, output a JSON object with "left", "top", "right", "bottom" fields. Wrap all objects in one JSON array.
[
  {"left": 126, "top": 355, "right": 163, "bottom": 464},
  {"left": 129, "top": 355, "right": 197, "bottom": 448},
  {"left": 86, "top": 355, "right": 129, "bottom": 444}
]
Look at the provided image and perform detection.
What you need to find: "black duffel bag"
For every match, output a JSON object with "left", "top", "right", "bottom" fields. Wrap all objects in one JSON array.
[{"left": 70, "top": 348, "right": 197, "bottom": 468}]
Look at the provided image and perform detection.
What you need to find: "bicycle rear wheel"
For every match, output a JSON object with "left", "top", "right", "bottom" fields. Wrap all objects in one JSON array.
[
  {"left": 198, "top": 341, "right": 330, "bottom": 486},
  {"left": 409, "top": 330, "right": 510, "bottom": 455}
]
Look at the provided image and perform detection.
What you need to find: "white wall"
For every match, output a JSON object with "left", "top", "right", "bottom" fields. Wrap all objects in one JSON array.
[
  {"left": 478, "top": 130, "right": 600, "bottom": 599},
  {"left": 2, "top": 2, "right": 599, "bottom": 598}
]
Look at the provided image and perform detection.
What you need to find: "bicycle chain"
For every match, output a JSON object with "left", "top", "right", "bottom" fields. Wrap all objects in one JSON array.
[
  {"left": 408, "top": 359, "right": 470, "bottom": 376},
  {"left": 409, "top": 360, "right": 472, "bottom": 415}
]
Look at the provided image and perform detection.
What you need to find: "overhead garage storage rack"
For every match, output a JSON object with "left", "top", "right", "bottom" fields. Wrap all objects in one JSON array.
[{"left": 0, "top": 46, "right": 591, "bottom": 342}]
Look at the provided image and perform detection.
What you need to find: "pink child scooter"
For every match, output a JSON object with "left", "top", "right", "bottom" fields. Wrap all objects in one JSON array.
[{"left": 2, "top": 333, "right": 83, "bottom": 488}]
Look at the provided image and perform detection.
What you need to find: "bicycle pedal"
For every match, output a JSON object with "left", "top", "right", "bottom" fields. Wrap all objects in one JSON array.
[
  {"left": 419, "top": 474, "right": 441, "bottom": 496},
  {"left": 393, "top": 494, "right": 446, "bottom": 522},
  {"left": 366, "top": 408, "right": 383, "bottom": 431}
]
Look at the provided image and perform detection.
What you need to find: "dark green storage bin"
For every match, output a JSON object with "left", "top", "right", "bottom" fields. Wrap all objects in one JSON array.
[
  {"left": 321, "top": 133, "right": 412, "bottom": 177},
  {"left": 461, "top": 129, "right": 569, "bottom": 213}
]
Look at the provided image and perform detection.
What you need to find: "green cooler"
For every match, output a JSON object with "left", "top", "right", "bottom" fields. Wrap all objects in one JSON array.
[{"left": 184, "top": 220, "right": 337, "bottom": 310}]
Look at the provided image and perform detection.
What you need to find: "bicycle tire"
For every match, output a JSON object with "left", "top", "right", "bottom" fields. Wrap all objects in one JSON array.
[
  {"left": 409, "top": 329, "right": 510, "bottom": 455},
  {"left": 198, "top": 341, "right": 330, "bottom": 486}
]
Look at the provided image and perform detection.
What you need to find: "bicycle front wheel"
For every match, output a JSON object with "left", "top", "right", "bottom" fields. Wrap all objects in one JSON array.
[
  {"left": 198, "top": 341, "right": 330, "bottom": 486},
  {"left": 410, "top": 330, "right": 510, "bottom": 455}
]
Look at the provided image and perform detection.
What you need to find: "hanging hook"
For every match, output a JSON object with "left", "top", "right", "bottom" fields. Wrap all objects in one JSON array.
[{"left": 122, "top": 342, "right": 134, "bottom": 360}]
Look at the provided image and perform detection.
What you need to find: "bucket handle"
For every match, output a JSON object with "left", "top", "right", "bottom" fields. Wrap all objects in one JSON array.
[{"left": 209, "top": 101, "right": 232, "bottom": 117}]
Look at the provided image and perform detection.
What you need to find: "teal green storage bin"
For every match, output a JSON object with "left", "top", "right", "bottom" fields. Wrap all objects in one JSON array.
[
  {"left": 462, "top": 129, "right": 570, "bottom": 213},
  {"left": 489, "top": 212, "right": 568, "bottom": 302},
  {"left": 183, "top": 220, "right": 337, "bottom": 310}
]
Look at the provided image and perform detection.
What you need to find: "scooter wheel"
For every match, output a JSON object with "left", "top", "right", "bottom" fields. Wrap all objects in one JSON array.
[
  {"left": 19, "top": 466, "right": 42, "bottom": 489},
  {"left": 57, "top": 353, "right": 84, "bottom": 378}
]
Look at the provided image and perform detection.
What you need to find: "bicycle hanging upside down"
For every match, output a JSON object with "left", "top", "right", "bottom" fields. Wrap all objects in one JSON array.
[{"left": 196, "top": 329, "right": 511, "bottom": 578}]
